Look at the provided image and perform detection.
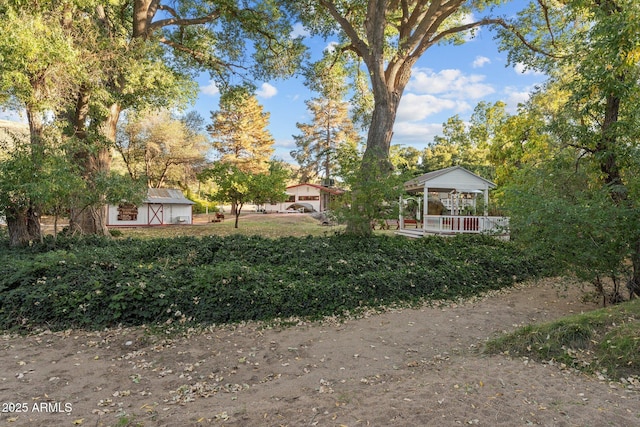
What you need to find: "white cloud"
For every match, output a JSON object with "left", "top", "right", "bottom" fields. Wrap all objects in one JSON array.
[
  {"left": 406, "top": 68, "right": 495, "bottom": 99},
  {"left": 200, "top": 80, "right": 219, "bottom": 96},
  {"left": 391, "top": 122, "right": 444, "bottom": 146},
  {"left": 256, "top": 82, "right": 278, "bottom": 99},
  {"left": 503, "top": 86, "right": 535, "bottom": 112},
  {"left": 396, "top": 93, "right": 469, "bottom": 122},
  {"left": 472, "top": 56, "right": 491, "bottom": 68},
  {"left": 274, "top": 137, "right": 297, "bottom": 150},
  {"left": 513, "top": 62, "right": 545, "bottom": 76},
  {"left": 325, "top": 41, "right": 339, "bottom": 53},
  {"left": 291, "top": 22, "right": 310, "bottom": 38},
  {"left": 0, "top": 109, "right": 25, "bottom": 122}
]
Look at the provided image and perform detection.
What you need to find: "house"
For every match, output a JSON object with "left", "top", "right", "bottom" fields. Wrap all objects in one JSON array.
[
  {"left": 107, "top": 188, "right": 195, "bottom": 226},
  {"left": 398, "top": 166, "right": 509, "bottom": 238},
  {"left": 265, "top": 183, "right": 344, "bottom": 213}
]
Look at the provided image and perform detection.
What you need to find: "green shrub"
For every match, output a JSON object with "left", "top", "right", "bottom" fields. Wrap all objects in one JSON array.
[{"left": 0, "top": 234, "right": 550, "bottom": 332}]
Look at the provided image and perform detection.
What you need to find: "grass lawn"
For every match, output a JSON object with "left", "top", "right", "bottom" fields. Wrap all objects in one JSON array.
[
  {"left": 485, "top": 297, "right": 640, "bottom": 381},
  {"left": 38, "top": 212, "right": 400, "bottom": 240},
  {"left": 114, "top": 212, "right": 348, "bottom": 239}
]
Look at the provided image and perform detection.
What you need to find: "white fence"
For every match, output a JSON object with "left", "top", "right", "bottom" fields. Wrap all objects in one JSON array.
[{"left": 422, "top": 215, "right": 509, "bottom": 235}]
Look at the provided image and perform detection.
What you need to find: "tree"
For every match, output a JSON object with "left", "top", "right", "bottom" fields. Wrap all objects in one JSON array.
[
  {"left": 248, "top": 161, "right": 290, "bottom": 208},
  {"left": 0, "top": 2, "right": 82, "bottom": 245},
  {"left": 283, "top": 0, "right": 513, "bottom": 234},
  {"left": 115, "top": 110, "right": 208, "bottom": 188},
  {"left": 420, "top": 103, "right": 503, "bottom": 178},
  {"left": 208, "top": 87, "right": 275, "bottom": 175},
  {"left": 1, "top": 0, "right": 305, "bottom": 239},
  {"left": 198, "top": 161, "right": 289, "bottom": 228},
  {"left": 291, "top": 53, "right": 362, "bottom": 184},
  {"left": 487, "top": 94, "right": 554, "bottom": 187},
  {"left": 497, "top": 0, "right": 640, "bottom": 301},
  {"left": 390, "top": 145, "right": 421, "bottom": 174}
]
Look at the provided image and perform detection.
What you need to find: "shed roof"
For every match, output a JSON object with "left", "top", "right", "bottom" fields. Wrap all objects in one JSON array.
[
  {"left": 404, "top": 166, "right": 496, "bottom": 193},
  {"left": 144, "top": 188, "right": 195, "bottom": 205}
]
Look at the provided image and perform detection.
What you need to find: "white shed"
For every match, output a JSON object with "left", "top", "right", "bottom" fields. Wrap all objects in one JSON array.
[{"left": 107, "top": 188, "right": 195, "bottom": 226}]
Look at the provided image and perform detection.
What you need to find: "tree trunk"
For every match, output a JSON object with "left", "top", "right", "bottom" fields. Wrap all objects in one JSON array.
[
  {"left": 234, "top": 203, "right": 243, "bottom": 228},
  {"left": 344, "top": 62, "right": 410, "bottom": 235},
  {"left": 133, "top": 0, "right": 153, "bottom": 38},
  {"left": 6, "top": 208, "right": 31, "bottom": 247},
  {"left": 595, "top": 84, "right": 639, "bottom": 300},
  {"left": 69, "top": 101, "right": 120, "bottom": 236},
  {"left": 6, "top": 102, "right": 46, "bottom": 246}
]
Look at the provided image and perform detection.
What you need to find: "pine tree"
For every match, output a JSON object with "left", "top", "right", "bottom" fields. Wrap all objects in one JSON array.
[
  {"left": 291, "top": 57, "right": 360, "bottom": 184},
  {"left": 208, "top": 87, "right": 275, "bottom": 175}
]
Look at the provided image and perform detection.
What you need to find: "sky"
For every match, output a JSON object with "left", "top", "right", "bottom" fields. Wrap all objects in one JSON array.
[
  {"left": 1, "top": 3, "right": 547, "bottom": 166},
  {"left": 192, "top": 7, "right": 547, "bottom": 164}
]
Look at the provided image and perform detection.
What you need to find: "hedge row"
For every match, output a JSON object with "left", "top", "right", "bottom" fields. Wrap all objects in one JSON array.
[{"left": 0, "top": 234, "right": 552, "bottom": 331}]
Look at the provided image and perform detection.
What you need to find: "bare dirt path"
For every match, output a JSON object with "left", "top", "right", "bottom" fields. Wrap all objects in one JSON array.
[{"left": 1, "top": 279, "right": 638, "bottom": 426}]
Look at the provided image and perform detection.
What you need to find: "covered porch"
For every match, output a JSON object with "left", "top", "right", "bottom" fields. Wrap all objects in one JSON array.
[{"left": 397, "top": 166, "right": 509, "bottom": 238}]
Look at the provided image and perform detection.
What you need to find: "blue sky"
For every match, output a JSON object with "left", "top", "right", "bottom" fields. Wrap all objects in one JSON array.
[
  {"left": 192, "top": 9, "right": 547, "bottom": 164},
  {"left": 1, "top": 4, "right": 547, "bottom": 165}
]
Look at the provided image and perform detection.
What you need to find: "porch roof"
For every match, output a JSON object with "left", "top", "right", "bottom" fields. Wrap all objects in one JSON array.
[{"left": 404, "top": 166, "right": 496, "bottom": 193}]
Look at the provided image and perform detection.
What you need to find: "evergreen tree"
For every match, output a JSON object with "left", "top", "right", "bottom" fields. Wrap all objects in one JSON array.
[
  {"left": 291, "top": 55, "right": 361, "bottom": 184},
  {"left": 208, "top": 87, "right": 275, "bottom": 175}
]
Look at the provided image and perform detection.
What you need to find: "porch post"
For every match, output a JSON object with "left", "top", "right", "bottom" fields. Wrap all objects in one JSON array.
[
  {"left": 483, "top": 185, "right": 489, "bottom": 216},
  {"left": 399, "top": 195, "right": 404, "bottom": 228},
  {"left": 422, "top": 186, "right": 429, "bottom": 230}
]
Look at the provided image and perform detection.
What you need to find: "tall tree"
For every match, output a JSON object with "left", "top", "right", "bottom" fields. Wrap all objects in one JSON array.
[
  {"left": 497, "top": 0, "right": 640, "bottom": 301},
  {"left": 115, "top": 110, "right": 208, "bottom": 188},
  {"left": 67, "top": 0, "right": 304, "bottom": 235},
  {"left": 291, "top": 54, "right": 361, "bottom": 184},
  {"left": 208, "top": 87, "right": 275, "bottom": 175},
  {"left": 420, "top": 106, "right": 497, "bottom": 178},
  {"left": 0, "top": 2, "right": 82, "bottom": 245},
  {"left": 283, "top": 0, "right": 513, "bottom": 234}
]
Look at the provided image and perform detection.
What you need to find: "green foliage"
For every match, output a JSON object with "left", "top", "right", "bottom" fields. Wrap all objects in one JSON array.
[
  {"left": 494, "top": 1, "right": 640, "bottom": 297},
  {"left": 502, "top": 152, "right": 632, "bottom": 285},
  {"left": 333, "top": 146, "right": 408, "bottom": 234},
  {"left": 0, "top": 233, "right": 548, "bottom": 332},
  {"left": 485, "top": 297, "right": 640, "bottom": 379},
  {"left": 198, "top": 161, "right": 289, "bottom": 227},
  {"left": 208, "top": 86, "right": 276, "bottom": 175},
  {"left": 114, "top": 109, "right": 208, "bottom": 188}
]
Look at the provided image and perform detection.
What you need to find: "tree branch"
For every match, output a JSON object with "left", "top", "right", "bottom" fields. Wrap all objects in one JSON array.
[
  {"left": 319, "top": 0, "right": 370, "bottom": 62},
  {"left": 159, "top": 37, "right": 244, "bottom": 73},
  {"left": 149, "top": 8, "right": 220, "bottom": 31}
]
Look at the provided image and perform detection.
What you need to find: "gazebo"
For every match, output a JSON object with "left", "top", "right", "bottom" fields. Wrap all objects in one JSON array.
[{"left": 397, "top": 166, "right": 509, "bottom": 238}]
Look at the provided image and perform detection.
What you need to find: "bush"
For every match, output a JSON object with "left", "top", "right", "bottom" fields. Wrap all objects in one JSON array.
[{"left": 0, "top": 234, "right": 550, "bottom": 332}]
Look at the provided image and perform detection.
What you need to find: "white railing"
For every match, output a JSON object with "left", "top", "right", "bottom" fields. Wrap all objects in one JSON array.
[{"left": 421, "top": 215, "right": 509, "bottom": 235}]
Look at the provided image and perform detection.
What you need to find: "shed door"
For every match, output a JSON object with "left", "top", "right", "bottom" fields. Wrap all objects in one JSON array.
[{"left": 148, "top": 204, "right": 163, "bottom": 225}]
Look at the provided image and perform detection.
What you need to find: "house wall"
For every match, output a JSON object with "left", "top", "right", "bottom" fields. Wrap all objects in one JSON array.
[
  {"left": 166, "top": 205, "right": 193, "bottom": 224},
  {"left": 107, "top": 203, "right": 193, "bottom": 226},
  {"left": 266, "top": 184, "right": 322, "bottom": 212},
  {"left": 107, "top": 204, "right": 150, "bottom": 226}
]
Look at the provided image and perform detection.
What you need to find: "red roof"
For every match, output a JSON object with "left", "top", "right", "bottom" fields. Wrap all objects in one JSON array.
[{"left": 286, "top": 183, "right": 344, "bottom": 195}]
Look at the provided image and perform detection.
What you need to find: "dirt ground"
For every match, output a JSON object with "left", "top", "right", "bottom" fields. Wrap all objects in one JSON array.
[{"left": 1, "top": 279, "right": 638, "bottom": 427}]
